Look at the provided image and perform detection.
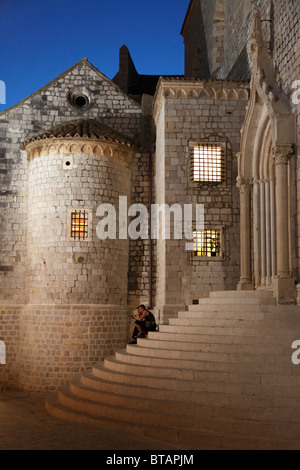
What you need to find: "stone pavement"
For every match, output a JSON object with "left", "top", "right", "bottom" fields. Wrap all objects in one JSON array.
[{"left": 0, "top": 391, "right": 186, "bottom": 451}]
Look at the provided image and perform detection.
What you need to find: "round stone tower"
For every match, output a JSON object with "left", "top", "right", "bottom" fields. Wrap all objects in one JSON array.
[{"left": 19, "top": 119, "right": 139, "bottom": 391}]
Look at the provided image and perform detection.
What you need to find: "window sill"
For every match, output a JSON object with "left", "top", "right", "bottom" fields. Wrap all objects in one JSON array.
[{"left": 191, "top": 255, "right": 224, "bottom": 262}]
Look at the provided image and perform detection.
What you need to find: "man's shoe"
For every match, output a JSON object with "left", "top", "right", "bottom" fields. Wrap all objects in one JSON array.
[
  {"left": 128, "top": 340, "right": 137, "bottom": 344},
  {"left": 137, "top": 333, "right": 146, "bottom": 338}
]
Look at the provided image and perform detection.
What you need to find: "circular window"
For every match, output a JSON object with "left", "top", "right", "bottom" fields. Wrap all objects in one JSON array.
[
  {"left": 71, "top": 92, "right": 89, "bottom": 109},
  {"left": 68, "top": 87, "right": 93, "bottom": 111},
  {"left": 73, "top": 94, "right": 88, "bottom": 108}
]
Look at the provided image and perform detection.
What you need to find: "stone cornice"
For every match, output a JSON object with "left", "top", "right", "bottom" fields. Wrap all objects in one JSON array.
[
  {"left": 24, "top": 138, "right": 135, "bottom": 163},
  {"left": 153, "top": 79, "right": 250, "bottom": 123},
  {"left": 21, "top": 118, "right": 139, "bottom": 162}
]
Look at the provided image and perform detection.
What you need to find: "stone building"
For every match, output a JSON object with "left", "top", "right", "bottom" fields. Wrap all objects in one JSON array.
[{"left": 0, "top": 0, "right": 300, "bottom": 393}]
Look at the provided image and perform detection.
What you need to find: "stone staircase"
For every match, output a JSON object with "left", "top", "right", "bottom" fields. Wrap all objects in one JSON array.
[{"left": 46, "top": 290, "right": 300, "bottom": 450}]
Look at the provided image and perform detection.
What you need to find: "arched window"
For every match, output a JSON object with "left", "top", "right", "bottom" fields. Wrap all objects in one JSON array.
[
  {"left": 0, "top": 341, "right": 6, "bottom": 365},
  {"left": 212, "top": 0, "right": 226, "bottom": 76}
]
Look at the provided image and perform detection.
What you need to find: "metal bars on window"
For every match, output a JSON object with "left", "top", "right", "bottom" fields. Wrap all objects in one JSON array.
[
  {"left": 193, "top": 229, "right": 221, "bottom": 257},
  {"left": 192, "top": 144, "right": 225, "bottom": 183},
  {"left": 71, "top": 210, "right": 88, "bottom": 240}
]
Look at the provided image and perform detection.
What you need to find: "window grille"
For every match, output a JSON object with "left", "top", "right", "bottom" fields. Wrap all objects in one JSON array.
[
  {"left": 193, "top": 229, "right": 221, "bottom": 257},
  {"left": 71, "top": 210, "right": 88, "bottom": 240},
  {"left": 192, "top": 144, "right": 225, "bottom": 183}
]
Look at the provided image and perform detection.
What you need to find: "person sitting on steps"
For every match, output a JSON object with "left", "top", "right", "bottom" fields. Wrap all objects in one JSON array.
[
  {"left": 128, "top": 307, "right": 143, "bottom": 344},
  {"left": 139, "top": 304, "right": 157, "bottom": 336},
  {"left": 128, "top": 305, "right": 157, "bottom": 344}
]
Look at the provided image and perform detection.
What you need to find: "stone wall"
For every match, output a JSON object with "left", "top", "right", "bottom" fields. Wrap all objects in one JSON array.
[
  {"left": 0, "top": 58, "right": 143, "bottom": 305},
  {"left": 196, "top": 0, "right": 300, "bottom": 286},
  {"left": 0, "top": 305, "right": 130, "bottom": 391},
  {"left": 0, "top": 57, "right": 146, "bottom": 390},
  {"left": 26, "top": 146, "right": 132, "bottom": 305},
  {"left": 0, "top": 307, "right": 20, "bottom": 390},
  {"left": 153, "top": 79, "right": 249, "bottom": 321},
  {"left": 181, "top": 0, "right": 210, "bottom": 78}
]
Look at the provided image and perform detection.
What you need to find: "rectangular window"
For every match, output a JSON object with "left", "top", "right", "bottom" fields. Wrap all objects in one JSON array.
[
  {"left": 192, "top": 144, "right": 225, "bottom": 183},
  {"left": 193, "top": 229, "right": 221, "bottom": 257},
  {"left": 71, "top": 210, "right": 88, "bottom": 240}
]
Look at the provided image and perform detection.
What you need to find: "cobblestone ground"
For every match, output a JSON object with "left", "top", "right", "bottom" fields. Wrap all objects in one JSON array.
[{"left": 0, "top": 391, "right": 185, "bottom": 451}]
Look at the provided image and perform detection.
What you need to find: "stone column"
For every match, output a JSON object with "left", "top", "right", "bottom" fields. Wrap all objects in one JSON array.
[
  {"left": 260, "top": 181, "right": 266, "bottom": 285},
  {"left": 265, "top": 180, "right": 272, "bottom": 285},
  {"left": 237, "top": 176, "right": 254, "bottom": 290},
  {"left": 253, "top": 179, "right": 261, "bottom": 287},
  {"left": 270, "top": 178, "right": 277, "bottom": 279},
  {"left": 272, "top": 145, "right": 295, "bottom": 304}
]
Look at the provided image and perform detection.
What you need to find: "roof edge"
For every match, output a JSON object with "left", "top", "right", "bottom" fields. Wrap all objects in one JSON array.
[
  {"left": 0, "top": 57, "right": 141, "bottom": 118},
  {"left": 20, "top": 118, "right": 141, "bottom": 151},
  {"left": 181, "top": 0, "right": 195, "bottom": 36}
]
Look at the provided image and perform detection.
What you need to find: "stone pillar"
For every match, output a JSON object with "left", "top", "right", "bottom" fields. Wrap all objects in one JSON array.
[
  {"left": 270, "top": 178, "right": 277, "bottom": 279},
  {"left": 260, "top": 181, "right": 266, "bottom": 285},
  {"left": 272, "top": 145, "right": 295, "bottom": 304},
  {"left": 253, "top": 179, "right": 261, "bottom": 287},
  {"left": 265, "top": 180, "right": 272, "bottom": 285},
  {"left": 237, "top": 177, "right": 254, "bottom": 290}
]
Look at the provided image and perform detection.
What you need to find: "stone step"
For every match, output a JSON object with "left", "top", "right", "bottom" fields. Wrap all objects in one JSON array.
[
  {"left": 46, "top": 392, "right": 300, "bottom": 450},
  {"left": 208, "top": 290, "right": 273, "bottom": 300},
  {"left": 127, "top": 340, "right": 292, "bottom": 368},
  {"left": 197, "top": 296, "right": 276, "bottom": 306},
  {"left": 45, "top": 391, "right": 145, "bottom": 431},
  {"left": 177, "top": 309, "right": 300, "bottom": 321},
  {"left": 69, "top": 374, "right": 300, "bottom": 425},
  {"left": 188, "top": 303, "right": 300, "bottom": 314},
  {"left": 149, "top": 328, "right": 294, "bottom": 344},
  {"left": 80, "top": 370, "right": 300, "bottom": 413},
  {"left": 104, "top": 355, "right": 300, "bottom": 387},
  {"left": 126, "top": 343, "right": 294, "bottom": 366},
  {"left": 158, "top": 324, "right": 300, "bottom": 337},
  {"left": 91, "top": 363, "right": 300, "bottom": 398},
  {"left": 169, "top": 317, "right": 300, "bottom": 329},
  {"left": 45, "top": 290, "right": 300, "bottom": 449},
  {"left": 119, "top": 348, "right": 298, "bottom": 376},
  {"left": 146, "top": 332, "right": 295, "bottom": 350},
  {"left": 50, "top": 382, "right": 300, "bottom": 444}
]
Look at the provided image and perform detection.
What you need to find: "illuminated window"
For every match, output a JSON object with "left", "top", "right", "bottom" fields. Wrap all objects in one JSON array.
[
  {"left": 192, "top": 144, "right": 225, "bottom": 183},
  {"left": 193, "top": 229, "right": 221, "bottom": 257},
  {"left": 71, "top": 210, "right": 88, "bottom": 240}
]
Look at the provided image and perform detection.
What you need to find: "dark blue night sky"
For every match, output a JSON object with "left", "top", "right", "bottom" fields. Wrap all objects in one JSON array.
[{"left": 0, "top": 0, "right": 189, "bottom": 111}]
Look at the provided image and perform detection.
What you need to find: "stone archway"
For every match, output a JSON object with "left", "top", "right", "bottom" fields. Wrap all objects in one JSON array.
[{"left": 237, "top": 6, "right": 296, "bottom": 304}]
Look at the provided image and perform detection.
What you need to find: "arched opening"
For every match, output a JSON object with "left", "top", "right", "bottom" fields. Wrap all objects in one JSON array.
[
  {"left": 237, "top": 6, "right": 296, "bottom": 303},
  {"left": 0, "top": 341, "right": 6, "bottom": 365},
  {"left": 251, "top": 108, "right": 277, "bottom": 288}
]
